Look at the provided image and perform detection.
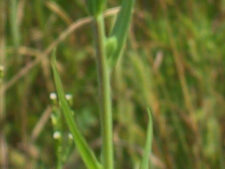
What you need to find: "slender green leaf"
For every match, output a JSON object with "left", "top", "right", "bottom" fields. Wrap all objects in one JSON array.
[
  {"left": 140, "top": 108, "right": 153, "bottom": 169},
  {"left": 85, "top": 0, "right": 107, "bottom": 17},
  {"left": 108, "top": 0, "right": 135, "bottom": 67},
  {"left": 51, "top": 50, "right": 102, "bottom": 169}
]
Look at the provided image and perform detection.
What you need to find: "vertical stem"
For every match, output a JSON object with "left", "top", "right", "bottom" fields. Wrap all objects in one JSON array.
[
  {"left": 10, "top": 0, "right": 20, "bottom": 48},
  {"left": 94, "top": 15, "right": 113, "bottom": 169}
]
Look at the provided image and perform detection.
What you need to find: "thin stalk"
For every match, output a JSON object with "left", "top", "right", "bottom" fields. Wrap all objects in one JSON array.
[
  {"left": 10, "top": 0, "right": 20, "bottom": 48},
  {"left": 94, "top": 15, "right": 113, "bottom": 169}
]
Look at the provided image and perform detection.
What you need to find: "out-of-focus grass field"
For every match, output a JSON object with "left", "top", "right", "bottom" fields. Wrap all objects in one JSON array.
[{"left": 0, "top": 0, "right": 225, "bottom": 169}]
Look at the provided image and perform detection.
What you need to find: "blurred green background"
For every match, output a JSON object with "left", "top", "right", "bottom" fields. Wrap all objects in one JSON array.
[{"left": 0, "top": 0, "right": 225, "bottom": 169}]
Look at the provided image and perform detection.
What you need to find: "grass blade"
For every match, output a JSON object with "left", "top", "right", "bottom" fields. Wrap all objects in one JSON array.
[
  {"left": 108, "top": 0, "right": 135, "bottom": 67},
  {"left": 140, "top": 108, "right": 153, "bottom": 169},
  {"left": 85, "top": 0, "right": 106, "bottom": 17},
  {"left": 51, "top": 50, "right": 102, "bottom": 169}
]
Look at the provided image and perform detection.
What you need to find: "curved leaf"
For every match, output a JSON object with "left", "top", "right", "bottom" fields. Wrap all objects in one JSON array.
[
  {"left": 108, "top": 0, "right": 135, "bottom": 67},
  {"left": 51, "top": 50, "right": 102, "bottom": 169}
]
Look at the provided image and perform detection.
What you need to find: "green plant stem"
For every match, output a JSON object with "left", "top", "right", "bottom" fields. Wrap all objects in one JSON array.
[
  {"left": 94, "top": 15, "right": 113, "bottom": 169},
  {"left": 10, "top": 0, "right": 20, "bottom": 48}
]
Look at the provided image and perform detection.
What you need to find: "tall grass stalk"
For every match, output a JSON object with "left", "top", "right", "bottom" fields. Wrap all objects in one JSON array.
[
  {"left": 9, "top": 0, "right": 20, "bottom": 48},
  {"left": 94, "top": 14, "right": 113, "bottom": 169},
  {"left": 92, "top": 1, "right": 135, "bottom": 168},
  {"left": 50, "top": 1, "right": 154, "bottom": 169}
]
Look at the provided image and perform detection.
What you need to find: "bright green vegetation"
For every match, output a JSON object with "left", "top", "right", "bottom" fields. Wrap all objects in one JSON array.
[
  {"left": 1, "top": 0, "right": 225, "bottom": 169},
  {"left": 51, "top": 1, "right": 152, "bottom": 169}
]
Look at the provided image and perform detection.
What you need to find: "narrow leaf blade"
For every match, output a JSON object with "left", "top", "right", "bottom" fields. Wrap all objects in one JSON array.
[
  {"left": 140, "top": 108, "right": 153, "bottom": 169},
  {"left": 85, "top": 0, "right": 106, "bottom": 16},
  {"left": 108, "top": 0, "right": 135, "bottom": 67},
  {"left": 51, "top": 51, "right": 102, "bottom": 169}
]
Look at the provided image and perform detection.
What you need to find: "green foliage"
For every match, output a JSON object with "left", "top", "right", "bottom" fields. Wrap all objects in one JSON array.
[
  {"left": 2, "top": 0, "right": 225, "bottom": 169},
  {"left": 85, "top": 0, "right": 107, "bottom": 17},
  {"left": 140, "top": 109, "right": 153, "bottom": 169},
  {"left": 50, "top": 93, "right": 74, "bottom": 169},
  {"left": 105, "top": 36, "right": 117, "bottom": 60},
  {"left": 51, "top": 51, "right": 102, "bottom": 169},
  {"left": 107, "top": 0, "right": 135, "bottom": 67}
]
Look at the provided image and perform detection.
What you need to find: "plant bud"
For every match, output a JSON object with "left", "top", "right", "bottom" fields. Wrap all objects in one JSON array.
[
  {"left": 68, "top": 133, "right": 73, "bottom": 140},
  {"left": 50, "top": 92, "right": 57, "bottom": 100},
  {"left": 51, "top": 114, "right": 57, "bottom": 126},
  {"left": 53, "top": 131, "right": 61, "bottom": 139},
  {"left": 65, "top": 93, "right": 72, "bottom": 101},
  {"left": 106, "top": 36, "right": 117, "bottom": 57},
  {"left": 49, "top": 92, "right": 58, "bottom": 105}
]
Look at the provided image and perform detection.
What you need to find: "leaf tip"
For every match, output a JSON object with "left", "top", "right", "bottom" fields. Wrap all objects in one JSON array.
[
  {"left": 147, "top": 107, "right": 152, "bottom": 121},
  {"left": 51, "top": 48, "right": 57, "bottom": 67}
]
